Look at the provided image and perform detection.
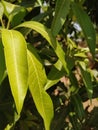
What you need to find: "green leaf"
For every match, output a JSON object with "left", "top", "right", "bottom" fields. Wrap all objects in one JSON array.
[
  {"left": 2, "top": 0, "right": 16, "bottom": 18},
  {"left": 37, "top": 0, "right": 43, "bottom": 6},
  {"left": 10, "top": 6, "right": 26, "bottom": 27},
  {"left": 17, "top": 21, "right": 69, "bottom": 74},
  {"left": 0, "top": 41, "right": 6, "bottom": 84},
  {"left": 27, "top": 46, "right": 54, "bottom": 130},
  {"left": 4, "top": 124, "right": 13, "bottom": 130},
  {"left": 71, "top": 94, "right": 85, "bottom": 120},
  {"left": 51, "top": 0, "right": 70, "bottom": 36},
  {"left": 2, "top": 29, "right": 28, "bottom": 114},
  {"left": 72, "top": 3, "right": 96, "bottom": 57},
  {"left": 2, "top": 0, "right": 26, "bottom": 26},
  {"left": 79, "top": 61, "right": 93, "bottom": 100},
  {"left": 0, "top": 2, "right": 4, "bottom": 19},
  {"left": 69, "top": 72, "right": 79, "bottom": 94},
  {"left": 45, "top": 60, "right": 65, "bottom": 90}
]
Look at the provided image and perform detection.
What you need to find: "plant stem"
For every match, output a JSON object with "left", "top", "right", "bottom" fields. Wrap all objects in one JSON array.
[
  {"left": 0, "top": 18, "right": 5, "bottom": 28},
  {"left": 7, "top": 19, "right": 10, "bottom": 29}
]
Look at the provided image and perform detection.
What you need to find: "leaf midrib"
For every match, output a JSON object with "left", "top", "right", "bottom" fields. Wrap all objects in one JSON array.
[
  {"left": 10, "top": 31, "right": 20, "bottom": 104},
  {"left": 28, "top": 51, "right": 47, "bottom": 120}
]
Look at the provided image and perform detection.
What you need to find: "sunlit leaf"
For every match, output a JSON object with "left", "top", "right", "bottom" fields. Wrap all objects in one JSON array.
[
  {"left": 51, "top": 0, "right": 70, "bottom": 36},
  {"left": 2, "top": 0, "right": 26, "bottom": 26},
  {"left": 37, "top": 0, "right": 43, "bottom": 6},
  {"left": 17, "top": 21, "right": 69, "bottom": 74},
  {"left": 2, "top": 29, "right": 28, "bottom": 114},
  {"left": 27, "top": 46, "right": 53, "bottom": 130},
  {"left": 2, "top": 0, "right": 16, "bottom": 17},
  {"left": 72, "top": 3, "right": 96, "bottom": 57}
]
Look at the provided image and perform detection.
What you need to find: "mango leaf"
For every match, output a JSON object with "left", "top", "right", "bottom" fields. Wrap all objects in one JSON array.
[
  {"left": 79, "top": 61, "right": 93, "bottom": 100},
  {"left": 0, "top": 40, "right": 6, "bottom": 84},
  {"left": 10, "top": 6, "right": 26, "bottom": 27},
  {"left": 51, "top": 0, "right": 70, "bottom": 36},
  {"left": 2, "top": 29, "right": 28, "bottom": 114},
  {"left": 45, "top": 60, "right": 65, "bottom": 90},
  {"left": 17, "top": 21, "right": 69, "bottom": 74},
  {"left": 0, "top": 2, "right": 4, "bottom": 19},
  {"left": 2, "top": 0, "right": 26, "bottom": 26},
  {"left": 72, "top": 3, "right": 96, "bottom": 57},
  {"left": 27, "top": 46, "right": 53, "bottom": 130},
  {"left": 2, "top": 0, "right": 16, "bottom": 18}
]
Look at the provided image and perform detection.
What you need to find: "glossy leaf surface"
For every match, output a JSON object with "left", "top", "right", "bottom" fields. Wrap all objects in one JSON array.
[
  {"left": 17, "top": 21, "right": 69, "bottom": 73},
  {"left": 2, "top": 0, "right": 16, "bottom": 17},
  {"left": 2, "top": 29, "right": 28, "bottom": 114},
  {"left": 27, "top": 46, "right": 53, "bottom": 130},
  {"left": 2, "top": 0, "right": 26, "bottom": 27}
]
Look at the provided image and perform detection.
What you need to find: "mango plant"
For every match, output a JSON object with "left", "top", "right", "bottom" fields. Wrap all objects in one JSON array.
[{"left": 0, "top": 0, "right": 97, "bottom": 130}]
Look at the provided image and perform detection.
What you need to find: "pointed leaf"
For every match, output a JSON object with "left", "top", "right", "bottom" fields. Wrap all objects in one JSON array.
[
  {"left": 72, "top": 3, "right": 96, "bottom": 57},
  {"left": 2, "top": 0, "right": 16, "bottom": 18},
  {"left": 27, "top": 46, "right": 53, "bottom": 130},
  {"left": 0, "top": 40, "right": 6, "bottom": 84},
  {"left": 2, "top": 0, "right": 26, "bottom": 25},
  {"left": 37, "top": 0, "right": 43, "bottom": 6},
  {"left": 79, "top": 62, "right": 93, "bottom": 99},
  {"left": 51, "top": 0, "right": 70, "bottom": 36},
  {"left": 17, "top": 21, "right": 69, "bottom": 74},
  {"left": 2, "top": 29, "right": 28, "bottom": 114}
]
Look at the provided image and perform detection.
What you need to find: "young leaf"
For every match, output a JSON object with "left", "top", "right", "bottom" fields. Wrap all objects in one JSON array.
[
  {"left": 2, "top": 0, "right": 16, "bottom": 18},
  {"left": 27, "top": 46, "right": 53, "bottom": 130},
  {"left": 79, "top": 61, "right": 93, "bottom": 100},
  {"left": 2, "top": 0, "right": 26, "bottom": 27},
  {"left": 17, "top": 21, "right": 69, "bottom": 74},
  {"left": 2, "top": 29, "right": 28, "bottom": 114},
  {"left": 72, "top": 3, "right": 96, "bottom": 57},
  {"left": 0, "top": 40, "right": 6, "bottom": 84},
  {"left": 51, "top": 0, "right": 70, "bottom": 36}
]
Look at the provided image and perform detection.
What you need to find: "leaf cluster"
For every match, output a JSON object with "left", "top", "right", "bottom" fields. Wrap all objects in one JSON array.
[{"left": 0, "top": 0, "right": 97, "bottom": 130}]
